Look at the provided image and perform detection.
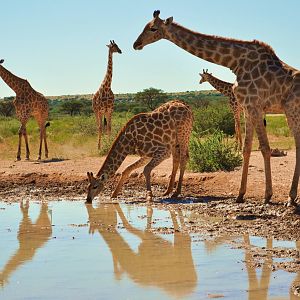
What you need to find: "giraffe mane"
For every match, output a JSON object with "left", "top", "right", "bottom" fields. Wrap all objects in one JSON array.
[{"left": 171, "top": 22, "right": 277, "bottom": 57}]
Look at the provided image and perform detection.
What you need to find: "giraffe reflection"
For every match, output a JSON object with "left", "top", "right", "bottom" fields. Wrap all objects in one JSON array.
[
  {"left": 290, "top": 241, "right": 300, "bottom": 300},
  {"left": 85, "top": 203, "right": 197, "bottom": 297},
  {"left": 0, "top": 201, "right": 52, "bottom": 286},
  {"left": 243, "top": 235, "right": 273, "bottom": 300}
]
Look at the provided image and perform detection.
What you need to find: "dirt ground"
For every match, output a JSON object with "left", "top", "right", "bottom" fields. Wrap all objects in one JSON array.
[{"left": 1, "top": 150, "right": 300, "bottom": 280}]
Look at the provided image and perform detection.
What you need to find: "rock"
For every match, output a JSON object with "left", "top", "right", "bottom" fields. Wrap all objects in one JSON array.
[{"left": 235, "top": 214, "right": 257, "bottom": 220}]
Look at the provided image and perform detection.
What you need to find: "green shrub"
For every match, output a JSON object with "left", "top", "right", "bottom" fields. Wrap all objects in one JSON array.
[
  {"left": 188, "top": 130, "right": 242, "bottom": 172},
  {"left": 193, "top": 104, "right": 235, "bottom": 136}
]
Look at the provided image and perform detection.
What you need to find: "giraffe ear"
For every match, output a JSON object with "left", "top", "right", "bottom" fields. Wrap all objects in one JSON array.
[
  {"left": 99, "top": 173, "right": 108, "bottom": 182},
  {"left": 164, "top": 17, "right": 173, "bottom": 25},
  {"left": 106, "top": 44, "right": 110, "bottom": 48}
]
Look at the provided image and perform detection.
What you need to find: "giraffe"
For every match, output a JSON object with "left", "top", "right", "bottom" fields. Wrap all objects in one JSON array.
[
  {"left": 199, "top": 69, "right": 243, "bottom": 148},
  {"left": 86, "top": 100, "right": 193, "bottom": 202},
  {"left": 0, "top": 59, "right": 49, "bottom": 160},
  {"left": 93, "top": 40, "right": 122, "bottom": 150},
  {"left": 133, "top": 10, "right": 300, "bottom": 207}
]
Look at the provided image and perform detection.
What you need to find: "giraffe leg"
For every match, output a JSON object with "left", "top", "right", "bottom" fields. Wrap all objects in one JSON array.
[
  {"left": 234, "top": 110, "right": 242, "bottom": 150},
  {"left": 23, "top": 126, "right": 30, "bottom": 160},
  {"left": 38, "top": 126, "right": 44, "bottom": 160},
  {"left": 17, "top": 124, "right": 23, "bottom": 161},
  {"left": 111, "top": 156, "right": 150, "bottom": 198},
  {"left": 172, "top": 147, "right": 189, "bottom": 197},
  {"left": 237, "top": 117, "right": 254, "bottom": 203},
  {"left": 96, "top": 113, "right": 103, "bottom": 150},
  {"left": 287, "top": 136, "right": 300, "bottom": 206},
  {"left": 163, "top": 146, "right": 180, "bottom": 196},
  {"left": 254, "top": 116, "right": 273, "bottom": 203},
  {"left": 284, "top": 100, "right": 300, "bottom": 207},
  {"left": 106, "top": 112, "right": 112, "bottom": 137},
  {"left": 44, "top": 125, "right": 49, "bottom": 159},
  {"left": 143, "top": 148, "right": 171, "bottom": 202}
]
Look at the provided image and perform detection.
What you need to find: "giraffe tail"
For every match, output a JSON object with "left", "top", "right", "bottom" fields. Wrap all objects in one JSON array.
[
  {"left": 45, "top": 122, "right": 50, "bottom": 128},
  {"left": 263, "top": 118, "right": 267, "bottom": 127},
  {"left": 103, "top": 117, "right": 107, "bottom": 129},
  {"left": 0, "top": 59, "right": 4, "bottom": 64}
]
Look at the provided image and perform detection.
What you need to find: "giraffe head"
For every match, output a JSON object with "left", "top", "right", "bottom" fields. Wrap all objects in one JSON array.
[
  {"left": 86, "top": 171, "right": 108, "bottom": 203},
  {"left": 133, "top": 10, "right": 173, "bottom": 50},
  {"left": 107, "top": 40, "right": 122, "bottom": 54},
  {"left": 199, "top": 69, "right": 212, "bottom": 84}
]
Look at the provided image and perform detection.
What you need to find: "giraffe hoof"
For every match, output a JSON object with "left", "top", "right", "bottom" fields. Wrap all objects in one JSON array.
[
  {"left": 16, "top": 157, "right": 21, "bottom": 161},
  {"left": 286, "top": 197, "right": 298, "bottom": 207},
  {"left": 171, "top": 192, "right": 180, "bottom": 198},
  {"left": 111, "top": 192, "right": 119, "bottom": 199},
  {"left": 264, "top": 196, "right": 272, "bottom": 204},
  {"left": 163, "top": 190, "right": 171, "bottom": 196},
  {"left": 236, "top": 195, "right": 245, "bottom": 203}
]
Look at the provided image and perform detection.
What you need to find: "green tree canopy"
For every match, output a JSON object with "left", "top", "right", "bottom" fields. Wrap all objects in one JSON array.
[
  {"left": 59, "top": 99, "right": 84, "bottom": 116},
  {"left": 134, "top": 87, "right": 168, "bottom": 110},
  {"left": 0, "top": 99, "right": 15, "bottom": 117}
]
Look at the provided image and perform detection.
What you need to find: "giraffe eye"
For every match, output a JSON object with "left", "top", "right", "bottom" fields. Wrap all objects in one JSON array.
[
  {"left": 92, "top": 185, "right": 98, "bottom": 189},
  {"left": 150, "top": 27, "right": 158, "bottom": 32}
]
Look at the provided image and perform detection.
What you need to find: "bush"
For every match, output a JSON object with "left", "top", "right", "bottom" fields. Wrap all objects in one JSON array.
[
  {"left": 188, "top": 130, "right": 242, "bottom": 172},
  {"left": 193, "top": 104, "right": 235, "bottom": 136}
]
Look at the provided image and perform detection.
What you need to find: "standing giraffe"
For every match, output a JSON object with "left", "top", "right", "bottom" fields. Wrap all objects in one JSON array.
[
  {"left": 93, "top": 40, "right": 122, "bottom": 150},
  {"left": 133, "top": 10, "right": 300, "bottom": 207},
  {"left": 199, "top": 69, "right": 243, "bottom": 148},
  {"left": 0, "top": 59, "right": 49, "bottom": 160},
  {"left": 86, "top": 100, "right": 193, "bottom": 202}
]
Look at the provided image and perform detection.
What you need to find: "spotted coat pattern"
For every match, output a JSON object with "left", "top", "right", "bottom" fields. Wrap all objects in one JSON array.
[
  {"left": 93, "top": 41, "right": 122, "bottom": 149},
  {"left": 0, "top": 60, "right": 49, "bottom": 160},
  {"left": 86, "top": 100, "right": 194, "bottom": 202},
  {"left": 133, "top": 10, "right": 300, "bottom": 206}
]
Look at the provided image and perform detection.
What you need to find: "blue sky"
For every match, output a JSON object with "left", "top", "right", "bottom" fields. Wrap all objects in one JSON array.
[{"left": 1, "top": 0, "right": 299, "bottom": 97}]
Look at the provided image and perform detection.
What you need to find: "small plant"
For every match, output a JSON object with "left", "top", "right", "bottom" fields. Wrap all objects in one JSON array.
[{"left": 188, "top": 130, "right": 242, "bottom": 172}]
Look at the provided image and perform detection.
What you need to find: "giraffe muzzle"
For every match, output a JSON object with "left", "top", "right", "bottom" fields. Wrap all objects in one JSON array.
[{"left": 133, "top": 41, "right": 143, "bottom": 50}]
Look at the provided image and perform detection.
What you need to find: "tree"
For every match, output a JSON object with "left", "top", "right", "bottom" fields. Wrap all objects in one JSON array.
[
  {"left": 134, "top": 87, "right": 168, "bottom": 110},
  {"left": 0, "top": 99, "right": 15, "bottom": 117},
  {"left": 59, "top": 99, "right": 84, "bottom": 116}
]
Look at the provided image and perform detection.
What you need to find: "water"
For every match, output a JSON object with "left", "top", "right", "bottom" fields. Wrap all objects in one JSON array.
[{"left": 0, "top": 200, "right": 298, "bottom": 300}]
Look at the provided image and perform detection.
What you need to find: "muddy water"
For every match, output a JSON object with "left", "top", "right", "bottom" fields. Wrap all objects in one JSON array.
[{"left": 0, "top": 201, "right": 298, "bottom": 300}]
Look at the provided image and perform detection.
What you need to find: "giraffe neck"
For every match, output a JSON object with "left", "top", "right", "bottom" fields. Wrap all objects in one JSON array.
[
  {"left": 96, "top": 128, "right": 132, "bottom": 178},
  {"left": 204, "top": 74, "right": 233, "bottom": 97},
  {"left": 164, "top": 22, "right": 256, "bottom": 71},
  {"left": 102, "top": 50, "right": 113, "bottom": 88},
  {"left": 0, "top": 64, "right": 28, "bottom": 95}
]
